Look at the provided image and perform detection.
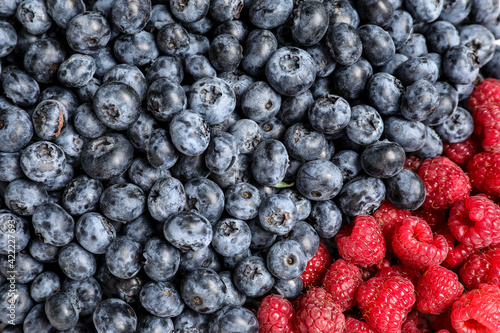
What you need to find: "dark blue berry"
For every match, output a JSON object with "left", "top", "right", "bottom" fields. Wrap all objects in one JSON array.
[
  {"left": 180, "top": 268, "right": 226, "bottom": 314},
  {"left": 385, "top": 169, "right": 426, "bottom": 210},
  {"left": 337, "top": 175, "right": 386, "bottom": 216},
  {"left": 164, "top": 212, "right": 213, "bottom": 252},
  {"left": 75, "top": 212, "right": 115, "bottom": 254}
]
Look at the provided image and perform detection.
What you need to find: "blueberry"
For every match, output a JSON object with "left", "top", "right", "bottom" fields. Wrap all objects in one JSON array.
[
  {"left": 469, "top": 0, "right": 500, "bottom": 24},
  {"left": 291, "top": 1, "right": 329, "bottom": 46},
  {"left": 103, "top": 64, "right": 147, "bottom": 101},
  {"left": 24, "top": 38, "right": 67, "bottom": 84},
  {"left": 246, "top": 218, "right": 275, "bottom": 251},
  {"left": 422, "top": 81, "right": 458, "bottom": 126},
  {"left": 425, "top": 20, "right": 460, "bottom": 54},
  {"left": 95, "top": 265, "right": 144, "bottom": 303},
  {"left": 241, "top": 29, "right": 278, "bottom": 77},
  {"left": 45, "top": 292, "right": 81, "bottom": 330},
  {"left": 249, "top": 0, "right": 294, "bottom": 29},
  {"left": 384, "top": 116, "right": 428, "bottom": 152},
  {"left": 332, "top": 57, "right": 373, "bottom": 100},
  {"left": 385, "top": 10, "right": 413, "bottom": 49},
  {"left": 140, "top": 281, "right": 184, "bottom": 317},
  {"left": 379, "top": 53, "right": 409, "bottom": 75},
  {"left": 93, "top": 298, "right": 137, "bottom": 333},
  {"left": 172, "top": 153, "right": 211, "bottom": 183},
  {"left": 296, "top": 159, "right": 343, "bottom": 201},
  {"left": 81, "top": 133, "right": 134, "bottom": 181},
  {"left": 306, "top": 42, "right": 338, "bottom": 78},
  {"left": 233, "top": 256, "right": 274, "bottom": 297},
  {"left": 443, "top": 45, "right": 479, "bottom": 84},
  {"left": 434, "top": 106, "right": 474, "bottom": 143},
  {"left": 0, "top": 210, "right": 30, "bottom": 254},
  {"left": 173, "top": 309, "right": 210, "bottom": 332},
  {"left": 62, "top": 175, "right": 103, "bottom": 216},
  {"left": 30, "top": 271, "right": 60, "bottom": 303},
  {"left": 251, "top": 139, "right": 289, "bottom": 186},
  {"left": 111, "top": 0, "right": 151, "bottom": 34},
  {"left": 164, "top": 212, "right": 213, "bottom": 252},
  {"left": 326, "top": 23, "right": 362, "bottom": 67},
  {"left": 385, "top": 169, "right": 426, "bottom": 210},
  {"left": 398, "top": 33, "right": 428, "bottom": 58},
  {"left": 260, "top": 117, "right": 287, "bottom": 141},
  {"left": 325, "top": 0, "right": 360, "bottom": 27},
  {"left": 189, "top": 76, "right": 236, "bottom": 125},
  {"left": 266, "top": 239, "right": 307, "bottom": 280},
  {"left": 241, "top": 81, "right": 282, "bottom": 123},
  {"left": 122, "top": 214, "right": 156, "bottom": 246},
  {"left": 278, "top": 89, "right": 313, "bottom": 125},
  {"left": 358, "top": 24, "right": 395, "bottom": 67},
  {"left": 218, "top": 70, "right": 256, "bottom": 107},
  {"left": 138, "top": 316, "right": 174, "bottom": 333},
  {"left": 100, "top": 183, "right": 146, "bottom": 223},
  {"left": 148, "top": 177, "right": 186, "bottom": 222},
  {"left": 16, "top": 0, "right": 52, "bottom": 35},
  {"left": 143, "top": 237, "right": 180, "bottom": 282},
  {"left": 280, "top": 189, "right": 312, "bottom": 221},
  {"left": 54, "top": 125, "right": 85, "bottom": 165},
  {"left": 366, "top": 72, "right": 404, "bottom": 116},
  {"left": 75, "top": 77, "right": 101, "bottom": 103},
  {"left": 185, "top": 177, "right": 225, "bottom": 224},
  {"left": 211, "top": 218, "right": 251, "bottom": 257},
  {"left": 281, "top": 221, "right": 319, "bottom": 260},
  {"left": 258, "top": 194, "right": 298, "bottom": 235},
  {"left": 180, "top": 268, "right": 226, "bottom": 314},
  {"left": 128, "top": 157, "right": 171, "bottom": 192},
  {"left": 62, "top": 277, "right": 102, "bottom": 316},
  {"left": 0, "top": 284, "right": 33, "bottom": 325},
  {"left": 185, "top": 54, "right": 217, "bottom": 80},
  {"left": 337, "top": 175, "right": 386, "bottom": 216},
  {"left": 146, "top": 55, "right": 184, "bottom": 84},
  {"left": 32, "top": 203, "right": 74, "bottom": 246},
  {"left": 308, "top": 200, "right": 343, "bottom": 238},
  {"left": 57, "top": 54, "right": 96, "bottom": 88},
  {"left": 346, "top": 104, "right": 384, "bottom": 145},
  {"left": 75, "top": 212, "right": 115, "bottom": 254},
  {"left": 29, "top": 237, "right": 59, "bottom": 263},
  {"left": 415, "top": 125, "right": 443, "bottom": 159},
  {"left": 58, "top": 242, "right": 96, "bottom": 280},
  {"left": 400, "top": 80, "right": 441, "bottom": 122},
  {"left": 105, "top": 236, "right": 142, "bottom": 279},
  {"left": 209, "top": 34, "right": 243, "bottom": 72},
  {"left": 205, "top": 132, "right": 239, "bottom": 174},
  {"left": 169, "top": 0, "right": 209, "bottom": 22},
  {"left": 356, "top": 0, "right": 394, "bottom": 27},
  {"left": 396, "top": 56, "right": 439, "bottom": 86},
  {"left": 361, "top": 140, "right": 406, "bottom": 178},
  {"left": 156, "top": 23, "right": 191, "bottom": 57},
  {"left": 209, "top": 306, "right": 259, "bottom": 332},
  {"left": 223, "top": 183, "right": 260, "bottom": 221},
  {"left": 31, "top": 99, "right": 68, "bottom": 141},
  {"left": 405, "top": 0, "right": 443, "bottom": 23},
  {"left": 0, "top": 252, "right": 43, "bottom": 284},
  {"left": 23, "top": 303, "right": 52, "bottom": 333},
  {"left": 179, "top": 245, "right": 221, "bottom": 273},
  {"left": 210, "top": 0, "right": 243, "bottom": 22},
  {"left": 114, "top": 31, "right": 160, "bottom": 67},
  {"left": 0, "top": 107, "right": 33, "bottom": 153},
  {"left": 265, "top": 46, "right": 317, "bottom": 96},
  {"left": 459, "top": 24, "right": 496, "bottom": 66},
  {"left": 283, "top": 122, "right": 326, "bottom": 161},
  {"left": 2, "top": 69, "right": 39, "bottom": 107}
]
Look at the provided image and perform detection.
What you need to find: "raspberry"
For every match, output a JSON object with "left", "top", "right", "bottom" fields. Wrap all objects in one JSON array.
[
  {"left": 473, "top": 104, "right": 500, "bottom": 153},
  {"left": 375, "top": 264, "right": 422, "bottom": 287},
  {"left": 459, "top": 247, "right": 500, "bottom": 290},
  {"left": 467, "top": 152, "right": 500, "bottom": 198},
  {"left": 416, "top": 265, "right": 464, "bottom": 315},
  {"left": 322, "top": 259, "right": 363, "bottom": 312},
  {"left": 300, "top": 241, "right": 332, "bottom": 289},
  {"left": 411, "top": 206, "right": 447, "bottom": 232},
  {"left": 418, "top": 156, "right": 471, "bottom": 210},
  {"left": 437, "top": 229, "right": 475, "bottom": 270},
  {"left": 372, "top": 201, "right": 411, "bottom": 252},
  {"left": 257, "top": 294, "right": 296, "bottom": 333},
  {"left": 392, "top": 217, "right": 449, "bottom": 271},
  {"left": 450, "top": 284, "right": 500, "bottom": 333},
  {"left": 429, "top": 309, "right": 457, "bottom": 333},
  {"left": 356, "top": 277, "right": 416, "bottom": 333},
  {"left": 402, "top": 311, "right": 432, "bottom": 333},
  {"left": 448, "top": 195, "right": 500, "bottom": 249},
  {"left": 335, "top": 215, "right": 386, "bottom": 266},
  {"left": 442, "top": 135, "right": 482, "bottom": 169},
  {"left": 344, "top": 317, "right": 378, "bottom": 333},
  {"left": 404, "top": 155, "right": 423, "bottom": 173},
  {"left": 467, "top": 78, "right": 500, "bottom": 111},
  {"left": 295, "top": 287, "right": 345, "bottom": 333}
]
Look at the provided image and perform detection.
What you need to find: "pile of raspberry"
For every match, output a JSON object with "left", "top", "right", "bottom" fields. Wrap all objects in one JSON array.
[{"left": 256, "top": 78, "right": 500, "bottom": 333}]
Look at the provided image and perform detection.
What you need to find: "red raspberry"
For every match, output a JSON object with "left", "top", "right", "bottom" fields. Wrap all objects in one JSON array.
[
  {"left": 392, "top": 217, "right": 449, "bottom": 271},
  {"left": 459, "top": 247, "right": 500, "bottom": 290},
  {"left": 322, "top": 259, "right": 363, "bottom": 312},
  {"left": 473, "top": 104, "right": 500, "bottom": 153},
  {"left": 335, "top": 215, "right": 386, "bottom": 266},
  {"left": 344, "top": 317, "right": 378, "bottom": 333},
  {"left": 450, "top": 284, "right": 500, "bottom": 333},
  {"left": 372, "top": 201, "right": 411, "bottom": 252},
  {"left": 437, "top": 229, "right": 475, "bottom": 270},
  {"left": 466, "top": 152, "right": 500, "bottom": 198},
  {"left": 416, "top": 265, "right": 464, "bottom": 315},
  {"left": 442, "top": 135, "right": 482, "bottom": 169},
  {"left": 356, "top": 277, "right": 416, "bottom": 333},
  {"left": 404, "top": 155, "right": 423, "bottom": 172},
  {"left": 448, "top": 195, "right": 500, "bottom": 249},
  {"left": 418, "top": 156, "right": 471, "bottom": 210},
  {"left": 428, "top": 309, "right": 457, "bottom": 333},
  {"left": 300, "top": 241, "right": 332, "bottom": 289},
  {"left": 402, "top": 311, "right": 432, "bottom": 333},
  {"left": 375, "top": 264, "right": 422, "bottom": 287},
  {"left": 295, "top": 287, "right": 345, "bottom": 333},
  {"left": 257, "top": 294, "right": 296, "bottom": 333},
  {"left": 467, "top": 78, "right": 500, "bottom": 111},
  {"left": 411, "top": 206, "right": 447, "bottom": 232}
]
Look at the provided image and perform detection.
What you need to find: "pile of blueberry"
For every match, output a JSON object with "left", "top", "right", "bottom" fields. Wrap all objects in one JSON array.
[{"left": 0, "top": 0, "right": 499, "bottom": 331}]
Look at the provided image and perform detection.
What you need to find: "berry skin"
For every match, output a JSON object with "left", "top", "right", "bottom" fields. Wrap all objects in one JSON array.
[
  {"left": 416, "top": 265, "right": 464, "bottom": 315},
  {"left": 473, "top": 103, "right": 500, "bottom": 153},
  {"left": 344, "top": 317, "right": 378, "bottom": 333},
  {"left": 459, "top": 247, "right": 500, "bottom": 290},
  {"left": 448, "top": 195, "right": 500, "bottom": 249},
  {"left": 322, "top": 259, "right": 363, "bottom": 312},
  {"left": 417, "top": 156, "right": 471, "bottom": 210},
  {"left": 372, "top": 201, "right": 411, "bottom": 253},
  {"left": 411, "top": 206, "right": 447, "bottom": 232},
  {"left": 442, "top": 135, "right": 482, "bottom": 169},
  {"left": 356, "top": 277, "right": 416, "bottom": 333},
  {"left": 335, "top": 215, "right": 386, "bottom": 267},
  {"left": 295, "top": 287, "right": 345, "bottom": 333},
  {"left": 450, "top": 284, "right": 500, "bottom": 333},
  {"left": 438, "top": 229, "right": 475, "bottom": 270},
  {"left": 392, "top": 217, "right": 449, "bottom": 271},
  {"left": 300, "top": 241, "right": 332, "bottom": 289},
  {"left": 467, "top": 78, "right": 500, "bottom": 111},
  {"left": 375, "top": 264, "right": 422, "bottom": 287},
  {"left": 257, "top": 294, "right": 296, "bottom": 333},
  {"left": 467, "top": 152, "right": 500, "bottom": 198},
  {"left": 403, "top": 155, "right": 423, "bottom": 173}
]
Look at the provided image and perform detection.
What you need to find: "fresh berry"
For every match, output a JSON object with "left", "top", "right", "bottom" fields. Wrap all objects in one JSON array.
[
  {"left": 375, "top": 264, "right": 422, "bottom": 287},
  {"left": 448, "top": 195, "right": 500, "bottom": 249},
  {"left": 411, "top": 206, "right": 447, "bottom": 232},
  {"left": 356, "top": 277, "right": 416, "bottom": 333},
  {"left": 416, "top": 265, "right": 464, "bottom": 315},
  {"left": 459, "top": 247, "right": 500, "bottom": 290},
  {"left": 437, "top": 228, "right": 475, "bottom": 270},
  {"left": 257, "top": 294, "right": 295, "bottom": 333},
  {"left": 467, "top": 152, "right": 500, "bottom": 198},
  {"left": 442, "top": 135, "right": 482, "bottom": 169},
  {"left": 372, "top": 201, "right": 411, "bottom": 252},
  {"left": 450, "top": 284, "right": 500, "bottom": 333},
  {"left": 473, "top": 103, "right": 500, "bottom": 153},
  {"left": 294, "top": 287, "right": 345, "bottom": 333},
  {"left": 300, "top": 241, "right": 332, "bottom": 289},
  {"left": 401, "top": 311, "right": 433, "bottom": 333},
  {"left": 417, "top": 156, "right": 471, "bottom": 210},
  {"left": 344, "top": 317, "right": 378, "bottom": 333},
  {"left": 467, "top": 78, "right": 500, "bottom": 111},
  {"left": 404, "top": 155, "right": 423, "bottom": 173},
  {"left": 322, "top": 259, "right": 363, "bottom": 312},
  {"left": 335, "top": 215, "right": 386, "bottom": 267},
  {"left": 392, "top": 217, "right": 449, "bottom": 271}
]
